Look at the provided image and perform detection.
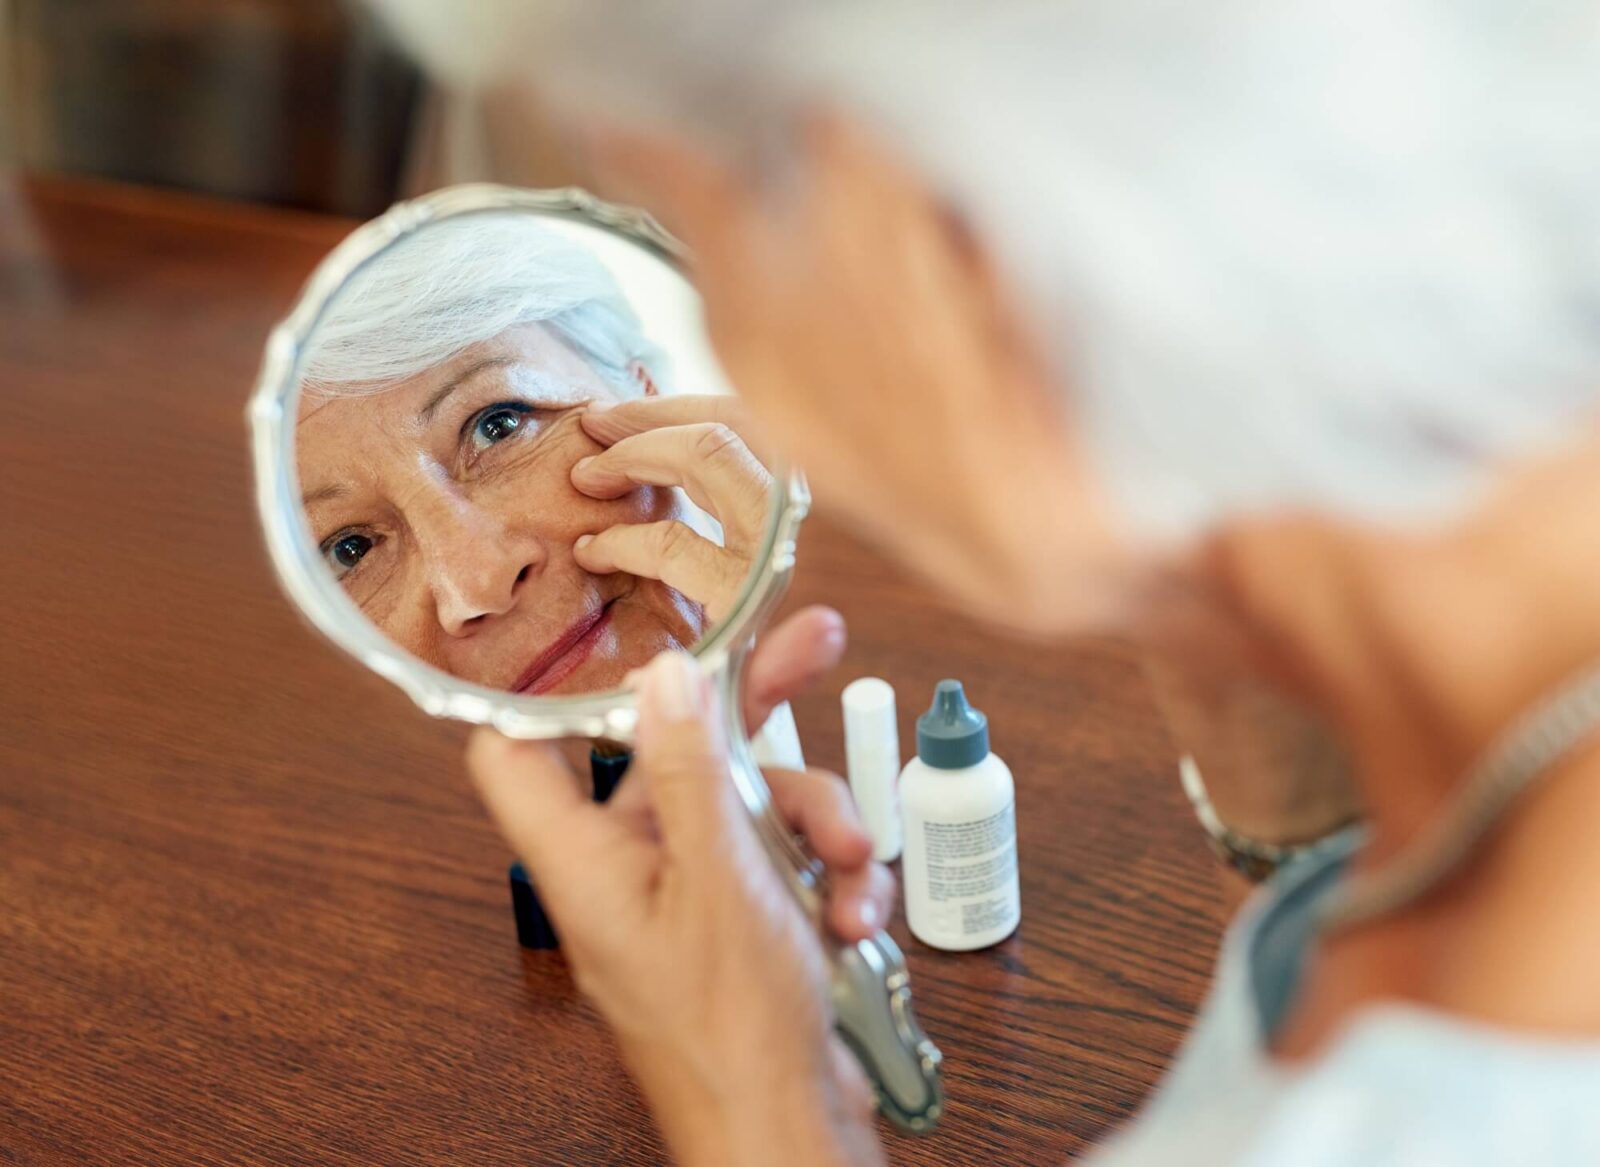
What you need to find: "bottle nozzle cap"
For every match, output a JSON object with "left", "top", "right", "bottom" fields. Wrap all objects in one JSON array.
[{"left": 915, "top": 679, "right": 989, "bottom": 769}]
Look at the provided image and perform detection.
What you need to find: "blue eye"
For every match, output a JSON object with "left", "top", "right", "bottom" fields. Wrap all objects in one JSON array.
[
  {"left": 471, "top": 404, "right": 530, "bottom": 451},
  {"left": 323, "top": 531, "right": 374, "bottom": 579}
]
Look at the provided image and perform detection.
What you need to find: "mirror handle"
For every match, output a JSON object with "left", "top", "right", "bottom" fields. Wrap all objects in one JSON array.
[
  {"left": 826, "top": 929, "right": 946, "bottom": 1133},
  {"left": 722, "top": 679, "right": 945, "bottom": 1134}
]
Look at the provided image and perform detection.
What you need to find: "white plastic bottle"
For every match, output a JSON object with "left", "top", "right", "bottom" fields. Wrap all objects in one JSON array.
[
  {"left": 841, "top": 677, "right": 903, "bottom": 862},
  {"left": 750, "top": 699, "right": 805, "bottom": 771},
  {"left": 900, "top": 680, "right": 1020, "bottom": 951}
]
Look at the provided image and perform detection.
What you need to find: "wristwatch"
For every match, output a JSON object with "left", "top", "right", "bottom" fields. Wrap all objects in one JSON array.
[{"left": 1178, "top": 755, "right": 1359, "bottom": 882}]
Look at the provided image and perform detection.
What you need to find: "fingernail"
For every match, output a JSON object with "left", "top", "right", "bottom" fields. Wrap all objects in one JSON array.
[
  {"left": 648, "top": 651, "right": 703, "bottom": 723},
  {"left": 585, "top": 399, "right": 614, "bottom": 413},
  {"left": 856, "top": 898, "right": 880, "bottom": 932},
  {"left": 574, "top": 455, "right": 595, "bottom": 474},
  {"left": 575, "top": 534, "right": 594, "bottom": 551}
]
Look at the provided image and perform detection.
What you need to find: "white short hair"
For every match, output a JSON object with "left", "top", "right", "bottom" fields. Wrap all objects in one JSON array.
[
  {"left": 301, "top": 212, "right": 666, "bottom": 396},
  {"left": 369, "top": 0, "right": 1600, "bottom": 537}
]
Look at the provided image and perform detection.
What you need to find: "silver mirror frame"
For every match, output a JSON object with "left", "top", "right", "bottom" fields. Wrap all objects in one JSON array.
[
  {"left": 246, "top": 183, "right": 809, "bottom": 742},
  {"left": 245, "top": 183, "right": 943, "bottom": 1133}
]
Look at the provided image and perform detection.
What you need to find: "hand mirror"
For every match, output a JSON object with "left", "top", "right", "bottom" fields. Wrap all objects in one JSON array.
[{"left": 247, "top": 184, "right": 942, "bottom": 1132}]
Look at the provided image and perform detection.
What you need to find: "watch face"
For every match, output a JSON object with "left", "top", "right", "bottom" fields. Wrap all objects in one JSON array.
[{"left": 1207, "top": 833, "right": 1288, "bottom": 883}]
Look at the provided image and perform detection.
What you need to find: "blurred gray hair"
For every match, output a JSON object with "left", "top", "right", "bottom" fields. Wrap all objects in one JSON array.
[
  {"left": 301, "top": 212, "right": 666, "bottom": 396},
  {"left": 368, "top": 0, "right": 1600, "bottom": 537}
]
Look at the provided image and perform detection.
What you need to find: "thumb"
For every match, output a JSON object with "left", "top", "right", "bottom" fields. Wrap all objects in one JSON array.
[
  {"left": 632, "top": 650, "right": 742, "bottom": 867},
  {"left": 466, "top": 730, "right": 604, "bottom": 917}
]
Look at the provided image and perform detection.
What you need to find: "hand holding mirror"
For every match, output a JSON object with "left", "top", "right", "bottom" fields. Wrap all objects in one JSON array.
[{"left": 247, "top": 184, "right": 943, "bottom": 1131}]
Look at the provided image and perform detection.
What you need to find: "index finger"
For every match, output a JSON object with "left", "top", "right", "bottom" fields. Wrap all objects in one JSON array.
[
  {"left": 581, "top": 395, "right": 775, "bottom": 463},
  {"left": 572, "top": 422, "right": 773, "bottom": 547}
]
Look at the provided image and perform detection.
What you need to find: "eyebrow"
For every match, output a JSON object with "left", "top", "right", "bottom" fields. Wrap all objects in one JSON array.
[
  {"left": 417, "top": 357, "right": 519, "bottom": 423},
  {"left": 300, "top": 482, "right": 349, "bottom": 508},
  {"left": 299, "top": 364, "right": 587, "bottom": 512}
]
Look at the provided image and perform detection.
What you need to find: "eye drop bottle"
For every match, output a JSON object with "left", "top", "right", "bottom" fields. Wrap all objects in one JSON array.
[{"left": 900, "top": 680, "right": 1020, "bottom": 951}]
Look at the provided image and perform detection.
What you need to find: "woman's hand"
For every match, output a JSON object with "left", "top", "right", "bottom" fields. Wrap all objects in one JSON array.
[
  {"left": 571, "top": 394, "right": 774, "bottom": 625},
  {"left": 713, "top": 601, "right": 895, "bottom": 939},
  {"left": 466, "top": 650, "right": 888, "bottom": 1167}
]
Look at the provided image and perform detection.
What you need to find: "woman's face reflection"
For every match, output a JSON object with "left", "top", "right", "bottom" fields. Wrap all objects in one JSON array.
[{"left": 296, "top": 322, "right": 705, "bottom": 695}]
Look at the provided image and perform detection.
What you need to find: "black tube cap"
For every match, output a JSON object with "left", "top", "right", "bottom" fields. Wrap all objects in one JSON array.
[
  {"left": 508, "top": 861, "right": 559, "bottom": 950},
  {"left": 590, "top": 748, "right": 631, "bottom": 803}
]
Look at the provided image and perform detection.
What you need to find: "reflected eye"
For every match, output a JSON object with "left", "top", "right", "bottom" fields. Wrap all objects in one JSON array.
[
  {"left": 470, "top": 403, "right": 532, "bottom": 452},
  {"left": 322, "top": 530, "right": 375, "bottom": 580}
]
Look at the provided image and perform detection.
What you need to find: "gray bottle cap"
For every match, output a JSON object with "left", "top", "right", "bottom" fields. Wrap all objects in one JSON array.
[{"left": 915, "top": 679, "right": 989, "bottom": 769}]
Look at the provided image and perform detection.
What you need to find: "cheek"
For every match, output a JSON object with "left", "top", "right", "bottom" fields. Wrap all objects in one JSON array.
[
  {"left": 701, "top": 276, "right": 905, "bottom": 518},
  {"left": 564, "top": 471, "right": 687, "bottom": 537},
  {"left": 562, "top": 483, "right": 684, "bottom": 541},
  {"left": 607, "top": 591, "right": 705, "bottom": 675},
  {"left": 484, "top": 425, "right": 682, "bottom": 541},
  {"left": 624, "top": 483, "right": 684, "bottom": 525},
  {"left": 360, "top": 580, "right": 454, "bottom": 674}
]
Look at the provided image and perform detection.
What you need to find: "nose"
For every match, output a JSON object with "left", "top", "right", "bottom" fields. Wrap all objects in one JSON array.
[{"left": 419, "top": 499, "right": 545, "bottom": 637}]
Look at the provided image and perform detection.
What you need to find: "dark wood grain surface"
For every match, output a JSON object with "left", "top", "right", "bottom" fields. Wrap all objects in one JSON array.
[{"left": 0, "top": 176, "right": 1230, "bottom": 1166}]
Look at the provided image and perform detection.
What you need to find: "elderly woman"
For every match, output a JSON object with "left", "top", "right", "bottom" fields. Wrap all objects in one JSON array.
[
  {"left": 296, "top": 215, "right": 772, "bottom": 696},
  {"left": 376, "top": 1, "right": 1600, "bottom": 1164}
]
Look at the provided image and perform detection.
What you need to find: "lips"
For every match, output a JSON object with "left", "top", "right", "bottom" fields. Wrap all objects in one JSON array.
[{"left": 512, "top": 601, "right": 615, "bottom": 696}]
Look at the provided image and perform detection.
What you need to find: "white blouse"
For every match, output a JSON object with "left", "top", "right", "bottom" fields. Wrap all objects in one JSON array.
[{"left": 1092, "top": 832, "right": 1600, "bottom": 1165}]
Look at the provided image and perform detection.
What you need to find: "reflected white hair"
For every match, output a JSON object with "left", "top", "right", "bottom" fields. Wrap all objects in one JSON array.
[
  {"left": 368, "top": 0, "right": 1600, "bottom": 537},
  {"left": 301, "top": 212, "right": 665, "bottom": 396}
]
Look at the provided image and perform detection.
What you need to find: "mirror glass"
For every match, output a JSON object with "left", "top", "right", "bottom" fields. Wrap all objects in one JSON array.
[{"left": 285, "top": 203, "right": 777, "bottom": 700}]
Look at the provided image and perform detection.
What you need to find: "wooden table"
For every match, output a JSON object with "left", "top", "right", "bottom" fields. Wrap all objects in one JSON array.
[{"left": 0, "top": 176, "right": 1230, "bottom": 1166}]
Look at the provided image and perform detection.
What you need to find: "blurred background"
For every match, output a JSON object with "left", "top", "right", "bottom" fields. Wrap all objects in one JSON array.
[{"left": 0, "top": 0, "right": 573, "bottom": 217}]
